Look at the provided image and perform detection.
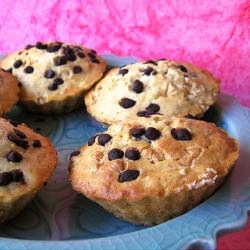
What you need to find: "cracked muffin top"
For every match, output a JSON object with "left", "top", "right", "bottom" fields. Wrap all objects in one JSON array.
[{"left": 85, "top": 59, "right": 219, "bottom": 124}]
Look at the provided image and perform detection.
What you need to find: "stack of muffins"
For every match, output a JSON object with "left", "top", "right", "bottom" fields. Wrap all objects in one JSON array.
[{"left": 0, "top": 42, "right": 239, "bottom": 225}]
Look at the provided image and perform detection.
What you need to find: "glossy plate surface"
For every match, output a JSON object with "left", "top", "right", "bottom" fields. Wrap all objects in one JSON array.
[{"left": 0, "top": 55, "right": 250, "bottom": 250}]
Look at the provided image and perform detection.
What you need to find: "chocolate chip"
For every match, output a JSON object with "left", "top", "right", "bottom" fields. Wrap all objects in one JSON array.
[
  {"left": 184, "top": 114, "right": 195, "bottom": 119},
  {"left": 53, "top": 78, "right": 64, "bottom": 85},
  {"left": 48, "top": 83, "right": 58, "bottom": 91},
  {"left": 145, "top": 127, "right": 161, "bottom": 140},
  {"left": 25, "top": 44, "right": 34, "bottom": 50},
  {"left": 145, "top": 103, "right": 160, "bottom": 115},
  {"left": 108, "top": 148, "right": 124, "bottom": 160},
  {"left": 144, "top": 60, "right": 158, "bottom": 65},
  {"left": 54, "top": 56, "right": 67, "bottom": 66},
  {"left": 13, "top": 60, "right": 23, "bottom": 68},
  {"left": 125, "top": 148, "right": 141, "bottom": 161},
  {"left": 66, "top": 52, "right": 76, "bottom": 61},
  {"left": 141, "top": 67, "right": 157, "bottom": 76},
  {"left": 90, "top": 49, "right": 97, "bottom": 54},
  {"left": 119, "top": 98, "right": 136, "bottom": 109},
  {"left": 36, "top": 42, "right": 47, "bottom": 50},
  {"left": 69, "top": 150, "right": 80, "bottom": 158},
  {"left": 136, "top": 111, "right": 150, "bottom": 117},
  {"left": 178, "top": 65, "right": 188, "bottom": 72},
  {"left": 88, "top": 135, "right": 97, "bottom": 146},
  {"left": 88, "top": 52, "right": 96, "bottom": 59},
  {"left": 47, "top": 43, "right": 62, "bottom": 53},
  {"left": 32, "top": 140, "right": 42, "bottom": 148},
  {"left": 18, "top": 82, "right": 22, "bottom": 87},
  {"left": 7, "top": 68, "right": 13, "bottom": 73},
  {"left": 171, "top": 128, "right": 192, "bottom": 141},
  {"left": 119, "top": 68, "right": 129, "bottom": 76},
  {"left": 14, "top": 129, "right": 26, "bottom": 139},
  {"left": 24, "top": 66, "right": 34, "bottom": 74},
  {"left": 77, "top": 52, "right": 85, "bottom": 58},
  {"left": 132, "top": 80, "right": 144, "bottom": 93},
  {"left": 90, "top": 58, "right": 100, "bottom": 64},
  {"left": 118, "top": 169, "right": 140, "bottom": 183},
  {"left": 44, "top": 69, "right": 56, "bottom": 78},
  {"left": 73, "top": 66, "right": 82, "bottom": 74},
  {"left": 12, "top": 170, "right": 24, "bottom": 183},
  {"left": 6, "top": 151, "right": 23, "bottom": 162},
  {"left": 0, "top": 172, "right": 13, "bottom": 186},
  {"left": 9, "top": 120, "right": 19, "bottom": 127},
  {"left": 129, "top": 127, "right": 145, "bottom": 138},
  {"left": 8, "top": 133, "right": 29, "bottom": 149},
  {"left": 98, "top": 134, "right": 112, "bottom": 146}
]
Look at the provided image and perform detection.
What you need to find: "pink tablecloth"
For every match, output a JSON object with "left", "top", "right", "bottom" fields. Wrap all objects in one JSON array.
[{"left": 0, "top": 1, "right": 250, "bottom": 248}]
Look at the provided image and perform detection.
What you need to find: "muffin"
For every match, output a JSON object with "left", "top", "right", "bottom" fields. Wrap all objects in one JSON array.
[
  {"left": 69, "top": 115, "right": 239, "bottom": 225},
  {"left": 85, "top": 59, "right": 219, "bottom": 124},
  {"left": 0, "top": 68, "right": 19, "bottom": 116},
  {"left": 0, "top": 42, "right": 106, "bottom": 114},
  {"left": 0, "top": 118, "right": 57, "bottom": 223}
]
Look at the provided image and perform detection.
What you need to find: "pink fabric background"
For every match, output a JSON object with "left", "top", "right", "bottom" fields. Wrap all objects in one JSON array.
[{"left": 0, "top": 0, "right": 249, "bottom": 106}]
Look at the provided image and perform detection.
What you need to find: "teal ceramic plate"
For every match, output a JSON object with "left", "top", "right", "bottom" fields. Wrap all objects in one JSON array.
[{"left": 0, "top": 55, "right": 250, "bottom": 250}]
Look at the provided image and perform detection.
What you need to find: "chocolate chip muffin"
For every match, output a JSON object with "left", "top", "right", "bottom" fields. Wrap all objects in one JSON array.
[
  {"left": 0, "top": 118, "right": 57, "bottom": 223},
  {"left": 0, "top": 42, "right": 106, "bottom": 114},
  {"left": 85, "top": 59, "right": 219, "bottom": 124},
  {"left": 0, "top": 69, "right": 19, "bottom": 116},
  {"left": 69, "top": 115, "right": 239, "bottom": 225}
]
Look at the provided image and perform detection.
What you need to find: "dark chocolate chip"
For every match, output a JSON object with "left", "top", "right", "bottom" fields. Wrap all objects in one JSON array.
[
  {"left": 69, "top": 150, "right": 80, "bottom": 158},
  {"left": 14, "top": 129, "right": 27, "bottom": 139},
  {"left": 35, "top": 42, "right": 47, "bottom": 50},
  {"left": 125, "top": 148, "right": 141, "bottom": 161},
  {"left": 119, "top": 68, "right": 129, "bottom": 76},
  {"left": 144, "top": 60, "right": 158, "bottom": 65},
  {"left": 88, "top": 135, "right": 97, "bottom": 146},
  {"left": 77, "top": 52, "right": 85, "bottom": 58},
  {"left": 48, "top": 83, "right": 58, "bottom": 91},
  {"left": 184, "top": 114, "right": 195, "bottom": 119},
  {"left": 53, "top": 78, "right": 64, "bottom": 85},
  {"left": 178, "top": 65, "right": 188, "bottom": 72},
  {"left": 171, "top": 128, "right": 192, "bottom": 141},
  {"left": 90, "top": 49, "right": 97, "bottom": 54},
  {"left": 145, "top": 127, "right": 161, "bottom": 140},
  {"left": 32, "top": 140, "right": 42, "bottom": 148},
  {"left": 108, "top": 148, "right": 124, "bottom": 161},
  {"left": 66, "top": 52, "right": 77, "bottom": 61},
  {"left": 0, "top": 172, "right": 13, "bottom": 186},
  {"left": 98, "top": 134, "right": 112, "bottom": 146},
  {"left": 136, "top": 111, "right": 150, "bottom": 117},
  {"left": 6, "top": 151, "right": 23, "bottom": 163},
  {"left": 129, "top": 127, "right": 145, "bottom": 138},
  {"left": 9, "top": 120, "right": 19, "bottom": 127},
  {"left": 44, "top": 69, "right": 56, "bottom": 78},
  {"left": 132, "top": 79, "right": 144, "bottom": 93},
  {"left": 145, "top": 103, "right": 160, "bottom": 115},
  {"left": 118, "top": 169, "right": 140, "bottom": 183},
  {"left": 24, "top": 66, "right": 34, "bottom": 74},
  {"left": 90, "top": 58, "right": 100, "bottom": 64},
  {"left": 119, "top": 98, "right": 136, "bottom": 109},
  {"left": 88, "top": 52, "right": 96, "bottom": 59},
  {"left": 12, "top": 170, "right": 24, "bottom": 183},
  {"left": 47, "top": 43, "right": 62, "bottom": 53},
  {"left": 73, "top": 66, "right": 82, "bottom": 74},
  {"left": 8, "top": 133, "right": 29, "bottom": 149},
  {"left": 54, "top": 56, "right": 67, "bottom": 66},
  {"left": 25, "top": 44, "right": 34, "bottom": 50},
  {"left": 13, "top": 60, "right": 23, "bottom": 68},
  {"left": 141, "top": 67, "right": 157, "bottom": 76},
  {"left": 18, "top": 82, "right": 22, "bottom": 87}
]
